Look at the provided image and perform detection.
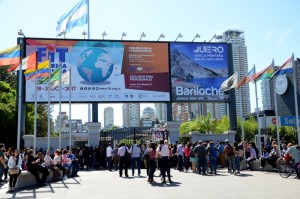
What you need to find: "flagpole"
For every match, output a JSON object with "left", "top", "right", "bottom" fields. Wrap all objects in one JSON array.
[
  {"left": 254, "top": 65, "right": 262, "bottom": 158},
  {"left": 273, "top": 77, "right": 281, "bottom": 157},
  {"left": 33, "top": 71, "right": 38, "bottom": 155},
  {"left": 87, "top": 0, "right": 92, "bottom": 122},
  {"left": 292, "top": 55, "right": 300, "bottom": 145},
  {"left": 238, "top": 72, "right": 246, "bottom": 160},
  {"left": 69, "top": 68, "right": 72, "bottom": 149},
  {"left": 59, "top": 63, "right": 62, "bottom": 149},
  {"left": 47, "top": 64, "right": 51, "bottom": 151},
  {"left": 17, "top": 63, "right": 22, "bottom": 150}
]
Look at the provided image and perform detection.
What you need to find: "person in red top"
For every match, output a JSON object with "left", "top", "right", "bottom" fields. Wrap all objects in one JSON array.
[{"left": 184, "top": 143, "right": 192, "bottom": 172}]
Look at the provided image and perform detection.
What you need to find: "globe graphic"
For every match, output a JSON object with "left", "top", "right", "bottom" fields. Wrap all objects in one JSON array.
[{"left": 77, "top": 48, "right": 114, "bottom": 83}]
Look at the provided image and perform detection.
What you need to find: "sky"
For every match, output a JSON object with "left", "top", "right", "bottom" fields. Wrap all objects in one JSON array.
[{"left": 1, "top": 0, "right": 300, "bottom": 126}]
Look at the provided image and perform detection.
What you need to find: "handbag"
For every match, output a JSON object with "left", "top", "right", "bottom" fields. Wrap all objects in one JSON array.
[
  {"left": 9, "top": 156, "right": 20, "bottom": 175},
  {"left": 10, "top": 167, "right": 20, "bottom": 175}
]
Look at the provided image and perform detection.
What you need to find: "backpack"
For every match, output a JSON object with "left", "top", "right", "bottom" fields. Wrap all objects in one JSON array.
[
  {"left": 210, "top": 147, "right": 217, "bottom": 157},
  {"left": 226, "top": 144, "right": 234, "bottom": 156}
]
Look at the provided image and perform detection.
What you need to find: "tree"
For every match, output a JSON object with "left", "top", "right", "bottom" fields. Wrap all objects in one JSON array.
[
  {"left": 0, "top": 81, "right": 17, "bottom": 147},
  {"left": 215, "top": 116, "right": 230, "bottom": 134},
  {"left": 197, "top": 113, "right": 216, "bottom": 134},
  {"left": 0, "top": 66, "right": 17, "bottom": 89}
]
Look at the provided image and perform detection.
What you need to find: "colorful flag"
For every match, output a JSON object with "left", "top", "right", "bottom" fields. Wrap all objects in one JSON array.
[
  {"left": 0, "top": 45, "right": 20, "bottom": 68},
  {"left": 25, "top": 60, "right": 50, "bottom": 80},
  {"left": 271, "top": 56, "right": 293, "bottom": 78},
  {"left": 252, "top": 62, "right": 274, "bottom": 82},
  {"left": 51, "top": 70, "right": 70, "bottom": 88},
  {"left": 13, "top": 52, "right": 37, "bottom": 71},
  {"left": 38, "top": 68, "right": 60, "bottom": 84},
  {"left": 220, "top": 73, "right": 238, "bottom": 91},
  {"left": 56, "top": 0, "right": 88, "bottom": 36},
  {"left": 236, "top": 67, "right": 255, "bottom": 89}
]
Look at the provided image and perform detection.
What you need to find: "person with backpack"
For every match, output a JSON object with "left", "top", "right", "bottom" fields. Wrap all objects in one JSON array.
[
  {"left": 224, "top": 139, "right": 236, "bottom": 174},
  {"left": 206, "top": 141, "right": 218, "bottom": 175},
  {"left": 193, "top": 140, "right": 207, "bottom": 175}
]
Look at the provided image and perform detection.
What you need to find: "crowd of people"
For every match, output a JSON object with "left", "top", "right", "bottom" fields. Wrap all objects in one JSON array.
[{"left": 1, "top": 139, "right": 300, "bottom": 193}]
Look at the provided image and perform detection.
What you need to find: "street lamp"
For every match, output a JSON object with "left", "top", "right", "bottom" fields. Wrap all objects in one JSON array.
[
  {"left": 208, "top": 34, "right": 216, "bottom": 42},
  {"left": 18, "top": 29, "right": 25, "bottom": 37},
  {"left": 102, "top": 31, "right": 107, "bottom": 40},
  {"left": 192, "top": 34, "right": 200, "bottom": 42},
  {"left": 139, "top": 32, "right": 146, "bottom": 41},
  {"left": 82, "top": 30, "right": 87, "bottom": 39},
  {"left": 157, "top": 33, "right": 165, "bottom": 41},
  {"left": 121, "top": 32, "right": 127, "bottom": 40},
  {"left": 175, "top": 33, "right": 183, "bottom": 42}
]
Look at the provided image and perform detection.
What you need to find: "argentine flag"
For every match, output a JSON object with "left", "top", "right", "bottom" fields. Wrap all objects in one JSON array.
[{"left": 56, "top": 0, "right": 88, "bottom": 36}]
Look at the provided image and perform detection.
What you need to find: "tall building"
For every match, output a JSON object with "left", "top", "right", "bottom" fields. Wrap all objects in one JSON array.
[
  {"left": 104, "top": 107, "right": 114, "bottom": 129},
  {"left": 216, "top": 29, "right": 250, "bottom": 118},
  {"left": 154, "top": 103, "right": 167, "bottom": 122},
  {"left": 141, "top": 107, "right": 155, "bottom": 120},
  {"left": 122, "top": 103, "right": 140, "bottom": 127},
  {"left": 261, "top": 79, "right": 272, "bottom": 110}
]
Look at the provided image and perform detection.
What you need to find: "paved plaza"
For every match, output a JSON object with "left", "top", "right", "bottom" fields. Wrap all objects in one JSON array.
[{"left": 0, "top": 168, "right": 299, "bottom": 199}]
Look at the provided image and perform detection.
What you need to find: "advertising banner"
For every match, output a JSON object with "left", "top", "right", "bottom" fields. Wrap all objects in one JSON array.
[
  {"left": 25, "top": 39, "right": 170, "bottom": 102},
  {"left": 170, "top": 43, "right": 229, "bottom": 102}
]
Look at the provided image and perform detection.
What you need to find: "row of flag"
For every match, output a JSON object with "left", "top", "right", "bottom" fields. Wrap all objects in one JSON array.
[
  {"left": 0, "top": 46, "right": 69, "bottom": 87},
  {"left": 221, "top": 56, "right": 294, "bottom": 91}
]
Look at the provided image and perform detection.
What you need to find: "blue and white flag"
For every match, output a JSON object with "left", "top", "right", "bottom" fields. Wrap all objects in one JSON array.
[{"left": 56, "top": 0, "right": 88, "bottom": 36}]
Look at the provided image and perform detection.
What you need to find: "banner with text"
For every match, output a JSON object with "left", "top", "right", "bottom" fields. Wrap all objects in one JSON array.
[
  {"left": 170, "top": 43, "right": 229, "bottom": 102},
  {"left": 25, "top": 39, "right": 170, "bottom": 102}
]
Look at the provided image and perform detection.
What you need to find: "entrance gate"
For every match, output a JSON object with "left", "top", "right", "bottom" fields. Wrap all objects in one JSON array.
[{"left": 99, "top": 127, "right": 169, "bottom": 146}]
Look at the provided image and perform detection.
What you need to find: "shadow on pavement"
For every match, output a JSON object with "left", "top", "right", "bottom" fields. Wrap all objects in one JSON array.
[{"left": 150, "top": 181, "right": 181, "bottom": 187}]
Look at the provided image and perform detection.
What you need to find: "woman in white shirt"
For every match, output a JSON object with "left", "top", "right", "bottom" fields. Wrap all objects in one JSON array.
[
  {"left": 7, "top": 149, "right": 22, "bottom": 192},
  {"left": 44, "top": 150, "right": 60, "bottom": 181}
]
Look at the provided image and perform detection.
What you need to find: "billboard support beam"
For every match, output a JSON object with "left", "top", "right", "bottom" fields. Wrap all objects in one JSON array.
[{"left": 227, "top": 44, "right": 237, "bottom": 131}]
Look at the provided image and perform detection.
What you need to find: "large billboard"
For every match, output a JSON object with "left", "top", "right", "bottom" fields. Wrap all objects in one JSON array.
[
  {"left": 25, "top": 39, "right": 170, "bottom": 102},
  {"left": 170, "top": 43, "right": 229, "bottom": 102}
]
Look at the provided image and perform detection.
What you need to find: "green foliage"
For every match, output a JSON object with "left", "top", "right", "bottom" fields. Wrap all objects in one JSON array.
[
  {"left": 108, "top": 125, "right": 119, "bottom": 130},
  {"left": 0, "top": 81, "right": 17, "bottom": 146},
  {"left": 118, "top": 139, "right": 141, "bottom": 146},
  {"left": 215, "top": 116, "right": 230, "bottom": 134},
  {"left": 0, "top": 66, "right": 17, "bottom": 89}
]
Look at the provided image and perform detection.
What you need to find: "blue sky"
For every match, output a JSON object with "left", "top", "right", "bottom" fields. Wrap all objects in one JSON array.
[{"left": 1, "top": 0, "right": 299, "bottom": 125}]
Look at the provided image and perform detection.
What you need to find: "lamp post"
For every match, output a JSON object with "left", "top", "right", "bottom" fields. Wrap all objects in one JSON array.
[
  {"left": 157, "top": 34, "right": 165, "bottom": 41},
  {"left": 208, "top": 34, "right": 216, "bottom": 42},
  {"left": 192, "top": 34, "right": 200, "bottom": 42},
  {"left": 102, "top": 31, "right": 107, "bottom": 40},
  {"left": 18, "top": 29, "right": 25, "bottom": 37},
  {"left": 175, "top": 33, "right": 183, "bottom": 42},
  {"left": 121, "top": 32, "right": 127, "bottom": 40},
  {"left": 139, "top": 32, "right": 146, "bottom": 41}
]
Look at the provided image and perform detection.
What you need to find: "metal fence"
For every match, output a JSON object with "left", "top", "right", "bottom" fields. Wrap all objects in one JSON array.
[{"left": 99, "top": 127, "right": 169, "bottom": 146}]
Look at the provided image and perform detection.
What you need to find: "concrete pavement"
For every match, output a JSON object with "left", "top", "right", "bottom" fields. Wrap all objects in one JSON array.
[{"left": 0, "top": 168, "right": 299, "bottom": 199}]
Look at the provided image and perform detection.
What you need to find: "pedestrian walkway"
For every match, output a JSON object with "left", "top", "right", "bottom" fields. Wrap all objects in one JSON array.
[{"left": 0, "top": 168, "right": 299, "bottom": 199}]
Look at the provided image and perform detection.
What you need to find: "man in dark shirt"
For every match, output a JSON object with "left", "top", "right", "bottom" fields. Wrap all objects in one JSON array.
[{"left": 193, "top": 141, "right": 207, "bottom": 175}]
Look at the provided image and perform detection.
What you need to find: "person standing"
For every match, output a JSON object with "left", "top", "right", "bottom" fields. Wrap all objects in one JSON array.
[
  {"left": 193, "top": 141, "right": 207, "bottom": 175},
  {"left": 225, "top": 139, "right": 236, "bottom": 174},
  {"left": 176, "top": 143, "right": 184, "bottom": 171},
  {"left": 7, "top": 149, "right": 22, "bottom": 192},
  {"left": 129, "top": 140, "right": 141, "bottom": 176},
  {"left": 147, "top": 143, "right": 156, "bottom": 183},
  {"left": 112, "top": 144, "right": 119, "bottom": 171},
  {"left": 0, "top": 144, "right": 8, "bottom": 184},
  {"left": 106, "top": 143, "right": 113, "bottom": 171},
  {"left": 218, "top": 141, "right": 225, "bottom": 168},
  {"left": 206, "top": 141, "right": 218, "bottom": 175},
  {"left": 156, "top": 140, "right": 172, "bottom": 183},
  {"left": 118, "top": 143, "right": 129, "bottom": 177},
  {"left": 184, "top": 143, "right": 191, "bottom": 172}
]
